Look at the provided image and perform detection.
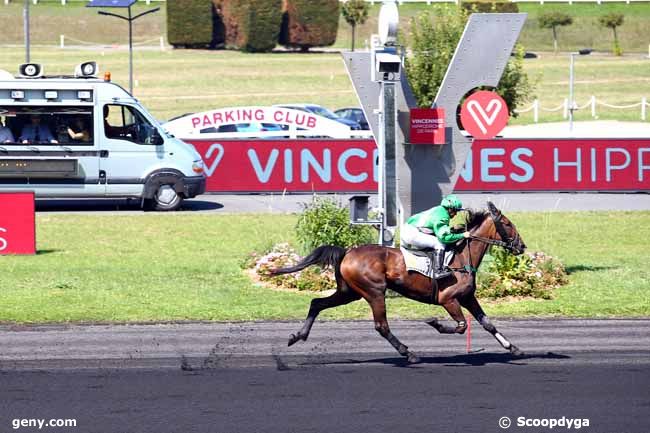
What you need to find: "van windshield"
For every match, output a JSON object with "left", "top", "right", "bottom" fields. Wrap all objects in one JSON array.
[{"left": 0, "top": 106, "right": 93, "bottom": 146}]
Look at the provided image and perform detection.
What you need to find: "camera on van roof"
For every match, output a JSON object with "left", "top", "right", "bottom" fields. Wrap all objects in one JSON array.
[
  {"left": 19, "top": 63, "right": 43, "bottom": 78},
  {"left": 75, "top": 62, "right": 98, "bottom": 78}
]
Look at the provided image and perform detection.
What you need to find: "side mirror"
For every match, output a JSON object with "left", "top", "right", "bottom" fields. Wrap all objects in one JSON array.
[{"left": 150, "top": 130, "right": 164, "bottom": 146}]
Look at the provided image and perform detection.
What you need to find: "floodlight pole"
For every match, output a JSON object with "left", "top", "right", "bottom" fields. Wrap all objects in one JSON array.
[
  {"left": 97, "top": 6, "right": 159, "bottom": 94},
  {"left": 23, "top": 0, "right": 30, "bottom": 62}
]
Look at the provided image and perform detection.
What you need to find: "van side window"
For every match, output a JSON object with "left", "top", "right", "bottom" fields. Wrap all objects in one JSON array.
[{"left": 103, "top": 104, "right": 159, "bottom": 145}]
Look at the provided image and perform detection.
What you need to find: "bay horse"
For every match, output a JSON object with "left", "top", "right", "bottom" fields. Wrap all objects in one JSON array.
[{"left": 271, "top": 202, "right": 527, "bottom": 363}]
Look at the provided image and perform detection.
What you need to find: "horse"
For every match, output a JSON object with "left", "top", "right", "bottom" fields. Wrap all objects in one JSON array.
[{"left": 270, "top": 201, "right": 527, "bottom": 364}]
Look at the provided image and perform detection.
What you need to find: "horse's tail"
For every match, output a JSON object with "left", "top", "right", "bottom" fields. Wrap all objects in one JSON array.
[{"left": 270, "top": 245, "right": 347, "bottom": 276}]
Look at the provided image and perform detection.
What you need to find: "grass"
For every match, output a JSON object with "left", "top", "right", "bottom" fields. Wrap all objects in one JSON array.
[{"left": 0, "top": 212, "right": 648, "bottom": 324}]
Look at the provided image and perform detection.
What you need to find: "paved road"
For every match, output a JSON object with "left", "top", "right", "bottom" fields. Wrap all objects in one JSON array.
[
  {"left": 1, "top": 320, "right": 648, "bottom": 433},
  {"left": 35, "top": 192, "right": 650, "bottom": 214}
]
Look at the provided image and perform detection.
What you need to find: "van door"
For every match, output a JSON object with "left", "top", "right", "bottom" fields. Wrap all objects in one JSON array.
[{"left": 99, "top": 103, "right": 163, "bottom": 197}]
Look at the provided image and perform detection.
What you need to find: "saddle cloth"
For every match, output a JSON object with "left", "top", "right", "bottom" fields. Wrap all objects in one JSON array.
[{"left": 400, "top": 247, "right": 455, "bottom": 279}]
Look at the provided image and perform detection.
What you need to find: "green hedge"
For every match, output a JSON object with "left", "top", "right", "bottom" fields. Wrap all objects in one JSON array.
[
  {"left": 167, "top": 0, "right": 217, "bottom": 48},
  {"left": 461, "top": 2, "right": 519, "bottom": 13},
  {"left": 280, "top": 0, "right": 340, "bottom": 50},
  {"left": 217, "top": 0, "right": 282, "bottom": 52}
]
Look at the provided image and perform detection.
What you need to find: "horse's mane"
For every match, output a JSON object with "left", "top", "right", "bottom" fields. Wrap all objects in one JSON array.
[{"left": 464, "top": 209, "right": 490, "bottom": 231}]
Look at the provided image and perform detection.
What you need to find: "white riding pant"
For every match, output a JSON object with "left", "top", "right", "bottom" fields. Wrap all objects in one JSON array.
[{"left": 400, "top": 224, "right": 444, "bottom": 250}]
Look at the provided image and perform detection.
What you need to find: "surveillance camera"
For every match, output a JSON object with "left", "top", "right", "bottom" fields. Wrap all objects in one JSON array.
[{"left": 375, "top": 52, "right": 401, "bottom": 81}]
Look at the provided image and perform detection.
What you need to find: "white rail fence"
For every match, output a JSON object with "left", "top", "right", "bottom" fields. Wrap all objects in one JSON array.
[{"left": 516, "top": 97, "right": 650, "bottom": 122}]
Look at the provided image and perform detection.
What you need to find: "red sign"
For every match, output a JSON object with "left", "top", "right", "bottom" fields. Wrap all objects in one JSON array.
[
  {"left": 0, "top": 192, "right": 36, "bottom": 255},
  {"left": 189, "top": 138, "right": 650, "bottom": 193},
  {"left": 410, "top": 108, "right": 445, "bottom": 145},
  {"left": 455, "top": 139, "right": 650, "bottom": 191},
  {"left": 188, "top": 139, "right": 378, "bottom": 192},
  {"left": 460, "top": 91, "right": 509, "bottom": 139}
]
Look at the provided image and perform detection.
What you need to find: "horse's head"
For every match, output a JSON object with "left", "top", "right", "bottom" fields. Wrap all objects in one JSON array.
[{"left": 486, "top": 201, "right": 526, "bottom": 255}]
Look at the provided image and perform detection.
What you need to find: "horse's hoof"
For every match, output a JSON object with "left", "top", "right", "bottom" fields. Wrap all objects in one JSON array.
[
  {"left": 509, "top": 345, "right": 524, "bottom": 357},
  {"left": 407, "top": 352, "right": 421, "bottom": 364},
  {"left": 287, "top": 334, "right": 300, "bottom": 347}
]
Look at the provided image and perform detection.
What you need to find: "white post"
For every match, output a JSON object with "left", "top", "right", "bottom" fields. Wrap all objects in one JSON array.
[
  {"left": 61, "top": 0, "right": 65, "bottom": 5},
  {"left": 591, "top": 95, "right": 596, "bottom": 118},
  {"left": 32, "top": 0, "right": 36, "bottom": 4},
  {"left": 533, "top": 99, "right": 539, "bottom": 123},
  {"left": 159, "top": 36, "right": 164, "bottom": 51},
  {"left": 4, "top": 0, "right": 8, "bottom": 5},
  {"left": 642, "top": 97, "right": 647, "bottom": 121},
  {"left": 60, "top": 34, "right": 64, "bottom": 49},
  {"left": 563, "top": 98, "right": 569, "bottom": 119}
]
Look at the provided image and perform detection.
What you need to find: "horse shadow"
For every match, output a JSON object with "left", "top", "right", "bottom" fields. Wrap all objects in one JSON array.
[
  {"left": 565, "top": 265, "right": 615, "bottom": 274},
  {"left": 301, "top": 351, "right": 570, "bottom": 368}
]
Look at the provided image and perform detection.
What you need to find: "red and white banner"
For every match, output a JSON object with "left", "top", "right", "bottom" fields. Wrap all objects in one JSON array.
[
  {"left": 0, "top": 192, "right": 36, "bottom": 255},
  {"left": 189, "top": 138, "right": 650, "bottom": 193},
  {"left": 188, "top": 139, "right": 378, "bottom": 192},
  {"left": 456, "top": 139, "right": 650, "bottom": 191}
]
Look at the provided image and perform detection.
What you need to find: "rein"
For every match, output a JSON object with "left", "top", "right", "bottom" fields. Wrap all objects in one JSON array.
[{"left": 451, "top": 208, "right": 519, "bottom": 274}]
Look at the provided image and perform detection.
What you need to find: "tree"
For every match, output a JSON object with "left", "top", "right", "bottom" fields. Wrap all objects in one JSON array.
[
  {"left": 404, "top": 6, "right": 534, "bottom": 117},
  {"left": 341, "top": 0, "right": 369, "bottom": 52},
  {"left": 538, "top": 11, "right": 573, "bottom": 54},
  {"left": 599, "top": 13, "right": 624, "bottom": 56}
]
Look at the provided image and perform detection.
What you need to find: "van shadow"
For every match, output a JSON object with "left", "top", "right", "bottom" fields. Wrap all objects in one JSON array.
[
  {"left": 35, "top": 199, "right": 223, "bottom": 212},
  {"left": 303, "top": 351, "right": 570, "bottom": 368}
]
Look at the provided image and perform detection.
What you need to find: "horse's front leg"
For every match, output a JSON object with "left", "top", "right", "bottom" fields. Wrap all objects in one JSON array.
[
  {"left": 461, "top": 294, "right": 523, "bottom": 356},
  {"left": 426, "top": 299, "right": 468, "bottom": 334}
]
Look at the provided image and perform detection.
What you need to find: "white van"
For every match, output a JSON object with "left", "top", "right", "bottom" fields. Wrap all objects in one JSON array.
[{"left": 0, "top": 62, "right": 205, "bottom": 211}]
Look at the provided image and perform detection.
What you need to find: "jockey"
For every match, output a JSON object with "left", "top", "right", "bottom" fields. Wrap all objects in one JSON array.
[{"left": 401, "top": 194, "right": 471, "bottom": 279}]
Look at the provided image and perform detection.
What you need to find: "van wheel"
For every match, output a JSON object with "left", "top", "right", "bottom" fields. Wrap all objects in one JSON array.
[{"left": 149, "top": 185, "right": 183, "bottom": 211}]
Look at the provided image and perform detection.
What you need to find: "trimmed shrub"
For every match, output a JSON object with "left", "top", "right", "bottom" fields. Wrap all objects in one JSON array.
[
  {"left": 280, "top": 0, "right": 340, "bottom": 51},
  {"left": 216, "top": 0, "right": 283, "bottom": 52},
  {"left": 461, "top": 2, "right": 519, "bottom": 13},
  {"left": 477, "top": 248, "right": 568, "bottom": 300},
  {"left": 295, "top": 197, "right": 375, "bottom": 253},
  {"left": 167, "top": 0, "right": 218, "bottom": 48},
  {"left": 250, "top": 243, "right": 337, "bottom": 292}
]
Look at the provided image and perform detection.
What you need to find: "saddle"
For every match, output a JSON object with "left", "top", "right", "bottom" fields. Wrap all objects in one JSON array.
[{"left": 400, "top": 246, "right": 454, "bottom": 279}]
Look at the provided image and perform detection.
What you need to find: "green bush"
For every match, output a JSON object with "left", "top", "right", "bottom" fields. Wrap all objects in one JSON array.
[
  {"left": 295, "top": 197, "right": 375, "bottom": 252},
  {"left": 217, "top": 0, "right": 283, "bottom": 52},
  {"left": 280, "top": 0, "right": 340, "bottom": 51},
  {"left": 167, "top": 0, "right": 217, "bottom": 48},
  {"left": 599, "top": 13, "right": 625, "bottom": 56},
  {"left": 477, "top": 248, "right": 568, "bottom": 300},
  {"left": 461, "top": 2, "right": 519, "bottom": 13},
  {"left": 341, "top": 0, "right": 370, "bottom": 52}
]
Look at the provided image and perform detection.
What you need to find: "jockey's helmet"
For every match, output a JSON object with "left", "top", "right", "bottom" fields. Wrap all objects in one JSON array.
[{"left": 441, "top": 194, "right": 463, "bottom": 210}]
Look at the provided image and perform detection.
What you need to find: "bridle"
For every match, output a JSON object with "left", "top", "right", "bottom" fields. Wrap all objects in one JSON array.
[{"left": 469, "top": 209, "right": 521, "bottom": 254}]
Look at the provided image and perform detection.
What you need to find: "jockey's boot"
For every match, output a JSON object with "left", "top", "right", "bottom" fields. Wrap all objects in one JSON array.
[{"left": 433, "top": 249, "right": 452, "bottom": 279}]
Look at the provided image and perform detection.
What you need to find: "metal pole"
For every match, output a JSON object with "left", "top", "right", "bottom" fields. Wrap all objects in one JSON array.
[
  {"left": 128, "top": 6, "right": 133, "bottom": 94},
  {"left": 23, "top": 0, "right": 30, "bottom": 62},
  {"left": 569, "top": 53, "right": 574, "bottom": 132},
  {"left": 383, "top": 82, "right": 397, "bottom": 246}
]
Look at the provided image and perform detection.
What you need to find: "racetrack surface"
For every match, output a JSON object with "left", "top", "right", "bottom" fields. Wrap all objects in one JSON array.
[{"left": 1, "top": 320, "right": 648, "bottom": 433}]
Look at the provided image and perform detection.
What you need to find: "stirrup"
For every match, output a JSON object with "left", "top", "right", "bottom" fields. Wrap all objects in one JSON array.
[{"left": 434, "top": 268, "right": 452, "bottom": 279}]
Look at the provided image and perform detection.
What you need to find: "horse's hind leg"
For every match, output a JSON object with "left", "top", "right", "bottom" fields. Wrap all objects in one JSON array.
[
  {"left": 369, "top": 297, "right": 420, "bottom": 364},
  {"left": 426, "top": 299, "right": 468, "bottom": 334},
  {"left": 461, "top": 295, "right": 523, "bottom": 356},
  {"left": 288, "top": 290, "right": 360, "bottom": 347}
]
